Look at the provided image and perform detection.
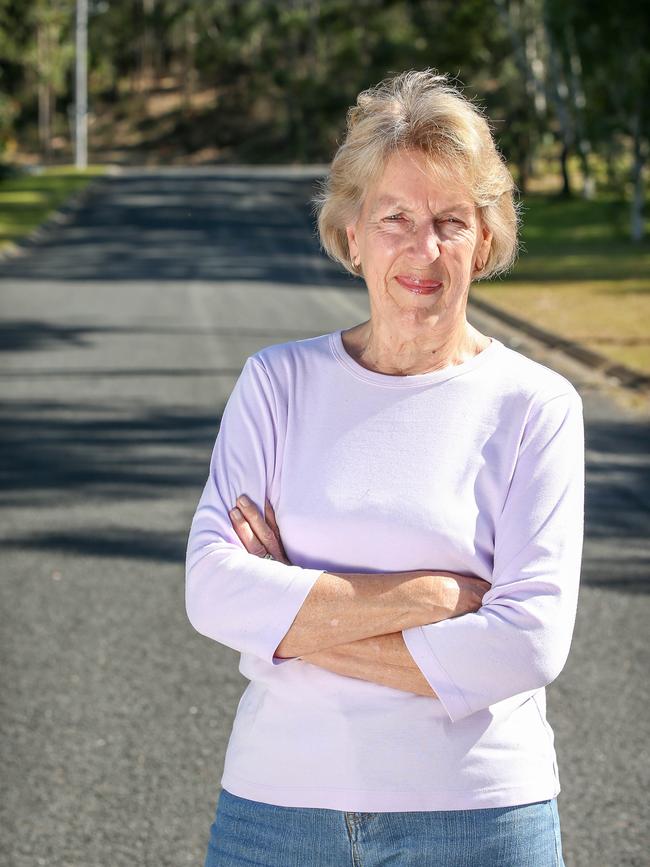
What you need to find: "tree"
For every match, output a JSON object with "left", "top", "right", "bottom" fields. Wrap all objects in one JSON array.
[{"left": 570, "top": 0, "right": 649, "bottom": 239}]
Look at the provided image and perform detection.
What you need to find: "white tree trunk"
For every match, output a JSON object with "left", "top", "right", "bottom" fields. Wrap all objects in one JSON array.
[
  {"left": 630, "top": 107, "right": 645, "bottom": 242},
  {"left": 565, "top": 25, "right": 594, "bottom": 199},
  {"left": 37, "top": 20, "right": 51, "bottom": 156},
  {"left": 495, "top": 0, "right": 545, "bottom": 121}
]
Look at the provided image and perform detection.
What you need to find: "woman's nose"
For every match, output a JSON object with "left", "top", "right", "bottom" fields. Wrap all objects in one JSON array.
[{"left": 409, "top": 223, "right": 441, "bottom": 262}]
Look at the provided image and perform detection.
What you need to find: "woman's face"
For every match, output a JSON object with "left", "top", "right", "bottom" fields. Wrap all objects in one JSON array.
[{"left": 345, "top": 149, "right": 492, "bottom": 332}]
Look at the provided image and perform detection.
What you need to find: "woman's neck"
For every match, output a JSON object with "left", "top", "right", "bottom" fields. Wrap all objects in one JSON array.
[{"left": 341, "top": 319, "right": 491, "bottom": 376}]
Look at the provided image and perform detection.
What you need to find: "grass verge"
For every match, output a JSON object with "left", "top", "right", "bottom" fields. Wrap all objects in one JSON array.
[
  {"left": 472, "top": 193, "right": 650, "bottom": 376},
  {"left": 0, "top": 165, "right": 106, "bottom": 251}
]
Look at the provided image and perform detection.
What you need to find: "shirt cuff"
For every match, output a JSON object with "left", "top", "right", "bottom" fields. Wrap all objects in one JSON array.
[
  {"left": 261, "top": 565, "right": 325, "bottom": 666},
  {"left": 402, "top": 625, "right": 474, "bottom": 722}
]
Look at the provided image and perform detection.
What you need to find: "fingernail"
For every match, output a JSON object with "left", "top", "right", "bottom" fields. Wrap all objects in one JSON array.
[
  {"left": 230, "top": 507, "right": 243, "bottom": 520},
  {"left": 237, "top": 495, "right": 251, "bottom": 506}
]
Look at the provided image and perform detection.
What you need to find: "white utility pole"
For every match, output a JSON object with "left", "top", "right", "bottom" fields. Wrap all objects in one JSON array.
[{"left": 75, "top": 0, "right": 88, "bottom": 169}]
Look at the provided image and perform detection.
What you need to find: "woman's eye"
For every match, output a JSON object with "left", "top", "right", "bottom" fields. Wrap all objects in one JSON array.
[
  {"left": 384, "top": 213, "right": 404, "bottom": 222},
  {"left": 441, "top": 217, "right": 461, "bottom": 224}
]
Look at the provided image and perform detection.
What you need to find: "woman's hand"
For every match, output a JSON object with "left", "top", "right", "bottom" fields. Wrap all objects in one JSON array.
[
  {"left": 229, "top": 495, "right": 293, "bottom": 565},
  {"left": 227, "top": 498, "right": 488, "bottom": 618},
  {"left": 446, "top": 573, "right": 491, "bottom": 618}
]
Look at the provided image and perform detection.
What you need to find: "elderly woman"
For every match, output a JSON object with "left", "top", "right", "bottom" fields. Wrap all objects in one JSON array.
[{"left": 186, "top": 70, "right": 584, "bottom": 867}]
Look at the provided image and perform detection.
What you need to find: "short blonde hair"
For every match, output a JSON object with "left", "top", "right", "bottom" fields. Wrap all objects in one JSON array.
[{"left": 314, "top": 69, "right": 521, "bottom": 281}]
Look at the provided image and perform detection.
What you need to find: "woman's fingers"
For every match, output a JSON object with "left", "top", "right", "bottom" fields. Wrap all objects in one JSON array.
[
  {"left": 451, "top": 575, "right": 491, "bottom": 617},
  {"left": 264, "top": 497, "right": 290, "bottom": 562},
  {"left": 230, "top": 495, "right": 286, "bottom": 562},
  {"left": 229, "top": 506, "right": 267, "bottom": 557},
  {"left": 264, "top": 497, "right": 280, "bottom": 535}
]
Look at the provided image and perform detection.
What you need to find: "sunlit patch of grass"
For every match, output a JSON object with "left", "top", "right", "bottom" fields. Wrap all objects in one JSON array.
[
  {"left": 0, "top": 165, "right": 106, "bottom": 247},
  {"left": 507, "top": 250, "right": 650, "bottom": 281},
  {"left": 0, "top": 191, "right": 48, "bottom": 205},
  {"left": 472, "top": 280, "right": 650, "bottom": 373},
  {"left": 473, "top": 193, "right": 650, "bottom": 375}
]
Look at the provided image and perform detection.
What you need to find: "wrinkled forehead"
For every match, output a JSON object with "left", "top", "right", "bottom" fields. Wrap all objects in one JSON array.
[
  {"left": 363, "top": 149, "right": 476, "bottom": 216},
  {"left": 369, "top": 193, "right": 476, "bottom": 218}
]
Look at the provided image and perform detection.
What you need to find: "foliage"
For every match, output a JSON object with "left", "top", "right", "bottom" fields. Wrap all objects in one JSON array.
[{"left": 0, "top": 0, "right": 647, "bottom": 235}]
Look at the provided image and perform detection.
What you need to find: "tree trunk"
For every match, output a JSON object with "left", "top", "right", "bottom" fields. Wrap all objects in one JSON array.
[
  {"left": 493, "top": 0, "right": 544, "bottom": 194},
  {"left": 517, "top": 155, "right": 529, "bottom": 196},
  {"left": 630, "top": 105, "right": 645, "bottom": 242},
  {"left": 183, "top": 11, "right": 198, "bottom": 110},
  {"left": 524, "top": 7, "right": 547, "bottom": 117},
  {"left": 560, "top": 142, "right": 571, "bottom": 198},
  {"left": 141, "top": 0, "right": 155, "bottom": 90},
  {"left": 37, "top": 20, "right": 51, "bottom": 159},
  {"left": 543, "top": 17, "right": 574, "bottom": 197},
  {"left": 565, "top": 25, "right": 595, "bottom": 198},
  {"left": 495, "top": 0, "right": 545, "bottom": 119}
]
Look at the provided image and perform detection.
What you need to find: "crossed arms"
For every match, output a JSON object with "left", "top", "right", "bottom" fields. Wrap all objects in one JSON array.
[
  {"left": 185, "top": 357, "right": 585, "bottom": 721},
  {"left": 227, "top": 495, "right": 489, "bottom": 699}
]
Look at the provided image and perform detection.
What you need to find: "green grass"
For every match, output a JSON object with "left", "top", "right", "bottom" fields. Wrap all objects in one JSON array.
[
  {"left": 0, "top": 165, "right": 106, "bottom": 249},
  {"left": 473, "top": 193, "right": 650, "bottom": 376}
]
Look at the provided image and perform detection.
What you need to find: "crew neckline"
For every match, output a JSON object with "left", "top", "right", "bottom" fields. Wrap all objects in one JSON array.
[{"left": 329, "top": 329, "right": 503, "bottom": 388}]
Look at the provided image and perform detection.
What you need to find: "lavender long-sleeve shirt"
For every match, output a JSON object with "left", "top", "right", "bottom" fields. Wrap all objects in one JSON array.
[{"left": 185, "top": 329, "right": 585, "bottom": 811}]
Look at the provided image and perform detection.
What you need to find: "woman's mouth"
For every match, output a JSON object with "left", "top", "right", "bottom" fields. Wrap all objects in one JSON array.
[{"left": 395, "top": 275, "right": 443, "bottom": 295}]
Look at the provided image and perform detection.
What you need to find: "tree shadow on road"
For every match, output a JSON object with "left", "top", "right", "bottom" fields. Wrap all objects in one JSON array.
[
  {"left": 0, "top": 322, "right": 330, "bottom": 354},
  {"left": 0, "top": 171, "right": 359, "bottom": 287},
  {"left": 1, "top": 393, "right": 648, "bottom": 592},
  {"left": 0, "top": 170, "right": 647, "bottom": 592},
  {"left": 580, "top": 420, "right": 650, "bottom": 593}
]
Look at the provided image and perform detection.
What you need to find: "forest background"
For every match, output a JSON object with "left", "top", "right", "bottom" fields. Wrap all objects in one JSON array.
[{"left": 0, "top": 0, "right": 648, "bottom": 377}]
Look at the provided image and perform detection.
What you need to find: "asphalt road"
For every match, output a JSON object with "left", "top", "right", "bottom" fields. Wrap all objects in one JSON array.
[{"left": 1, "top": 167, "right": 648, "bottom": 867}]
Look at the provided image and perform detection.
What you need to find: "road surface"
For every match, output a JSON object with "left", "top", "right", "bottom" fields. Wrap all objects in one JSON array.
[{"left": 1, "top": 167, "right": 648, "bottom": 866}]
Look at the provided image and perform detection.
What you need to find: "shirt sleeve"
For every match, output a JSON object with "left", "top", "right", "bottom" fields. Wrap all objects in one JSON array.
[
  {"left": 185, "top": 355, "right": 325, "bottom": 666},
  {"left": 402, "top": 387, "right": 585, "bottom": 722}
]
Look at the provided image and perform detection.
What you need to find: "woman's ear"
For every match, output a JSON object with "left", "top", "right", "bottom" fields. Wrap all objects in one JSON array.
[
  {"left": 473, "top": 219, "right": 493, "bottom": 276},
  {"left": 346, "top": 224, "right": 361, "bottom": 268}
]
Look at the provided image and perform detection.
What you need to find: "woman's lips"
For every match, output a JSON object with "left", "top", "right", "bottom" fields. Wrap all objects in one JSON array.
[{"left": 395, "top": 275, "right": 443, "bottom": 295}]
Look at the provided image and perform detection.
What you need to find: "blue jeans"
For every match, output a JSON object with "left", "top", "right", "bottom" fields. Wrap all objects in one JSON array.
[{"left": 204, "top": 788, "right": 566, "bottom": 866}]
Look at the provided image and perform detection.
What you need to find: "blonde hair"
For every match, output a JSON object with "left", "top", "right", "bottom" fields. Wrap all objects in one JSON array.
[{"left": 314, "top": 69, "right": 521, "bottom": 281}]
